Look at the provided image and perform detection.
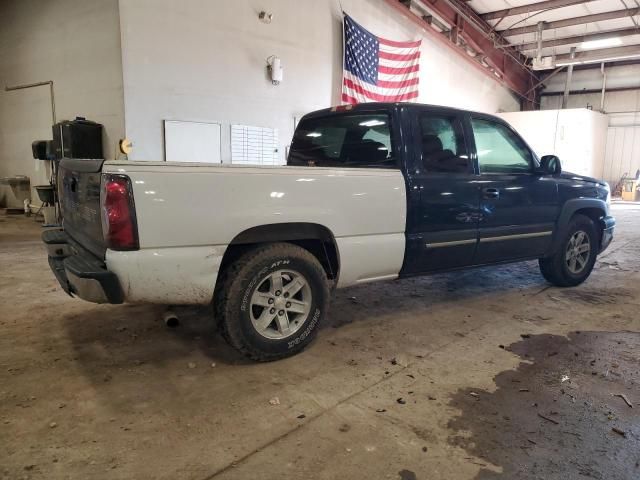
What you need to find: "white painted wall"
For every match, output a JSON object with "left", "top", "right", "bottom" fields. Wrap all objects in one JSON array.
[
  {"left": 118, "top": 0, "right": 519, "bottom": 162},
  {"left": 498, "top": 109, "right": 609, "bottom": 179},
  {"left": 604, "top": 124, "right": 640, "bottom": 187},
  {"left": 0, "top": 0, "right": 125, "bottom": 205}
]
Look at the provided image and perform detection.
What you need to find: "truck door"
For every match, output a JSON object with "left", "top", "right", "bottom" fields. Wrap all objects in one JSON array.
[
  {"left": 469, "top": 115, "right": 560, "bottom": 264},
  {"left": 401, "top": 107, "right": 481, "bottom": 275}
]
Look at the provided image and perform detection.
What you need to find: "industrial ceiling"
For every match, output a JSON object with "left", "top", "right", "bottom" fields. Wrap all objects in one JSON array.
[{"left": 388, "top": 0, "right": 640, "bottom": 105}]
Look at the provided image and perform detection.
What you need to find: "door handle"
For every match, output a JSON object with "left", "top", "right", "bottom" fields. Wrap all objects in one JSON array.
[{"left": 483, "top": 188, "right": 500, "bottom": 199}]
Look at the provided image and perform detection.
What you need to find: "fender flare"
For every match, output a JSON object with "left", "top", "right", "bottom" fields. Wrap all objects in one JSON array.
[
  {"left": 224, "top": 222, "right": 340, "bottom": 280},
  {"left": 549, "top": 198, "right": 607, "bottom": 254}
]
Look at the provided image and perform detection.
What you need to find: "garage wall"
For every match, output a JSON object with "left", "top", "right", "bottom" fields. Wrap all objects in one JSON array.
[
  {"left": 539, "top": 65, "right": 640, "bottom": 187},
  {"left": 118, "top": 0, "right": 519, "bottom": 163},
  {"left": 0, "top": 0, "right": 125, "bottom": 203},
  {"left": 498, "top": 109, "right": 609, "bottom": 180}
]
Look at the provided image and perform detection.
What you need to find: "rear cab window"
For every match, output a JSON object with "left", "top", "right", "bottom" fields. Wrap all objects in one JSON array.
[
  {"left": 418, "top": 113, "right": 472, "bottom": 174},
  {"left": 288, "top": 113, "right": 397, "bottom": 168}
]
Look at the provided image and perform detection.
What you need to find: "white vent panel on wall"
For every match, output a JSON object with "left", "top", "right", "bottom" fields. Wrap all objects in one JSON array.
[
  {"left": 164, "top": 120, "right": 221, "bottom": 163},
  {"left": 231, "top": 124, "right": 280, "bottom": 165}
]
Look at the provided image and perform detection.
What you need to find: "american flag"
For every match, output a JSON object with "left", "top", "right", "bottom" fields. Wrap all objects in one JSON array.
[{"left": 342, "top": 14, "right": 421, "bottom": 104}]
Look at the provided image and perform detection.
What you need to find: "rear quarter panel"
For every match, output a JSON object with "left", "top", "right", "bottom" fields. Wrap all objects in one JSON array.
[{"left": 102, "top": 162, "right": 407, "bottom": 303}]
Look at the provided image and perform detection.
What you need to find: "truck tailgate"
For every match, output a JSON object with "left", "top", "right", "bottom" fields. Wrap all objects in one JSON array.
[{"left": 58, "top": 159, "right": 106, "bottom": 258}]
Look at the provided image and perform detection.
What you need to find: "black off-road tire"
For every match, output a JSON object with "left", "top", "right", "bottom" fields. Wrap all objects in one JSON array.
[
  {"left": 214, "top": 243, "right": 329, "bottom": 361},
  {"left": 539, "top": 214, "right": 600, "bottom": 287}
]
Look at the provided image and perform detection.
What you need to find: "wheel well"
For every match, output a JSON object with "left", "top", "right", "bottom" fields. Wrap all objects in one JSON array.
[
  {"left": 573, "top": 207, "right": 605, "bottom": 245},
  {"left": 218, "top": 223, "right": 339, "bottom": 281},
  {"left": 573, "top": 207, "right": 604, "bottom": 229}
]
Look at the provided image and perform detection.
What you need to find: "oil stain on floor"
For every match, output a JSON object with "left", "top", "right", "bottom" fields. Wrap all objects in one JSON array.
[{"left": 447, "top": 331, "right": 640, "bottom": 479}]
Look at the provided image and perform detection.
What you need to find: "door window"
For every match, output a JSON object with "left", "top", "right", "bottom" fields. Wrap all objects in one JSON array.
[
  {"left": 418, "top": 114, "right": 471, "bottom": 174},
  {"left": 471, "top": 118, "right": 532, "bottom": 174},
  {"left": 288, "top": 113, "right": 396, "bottom": 168}
]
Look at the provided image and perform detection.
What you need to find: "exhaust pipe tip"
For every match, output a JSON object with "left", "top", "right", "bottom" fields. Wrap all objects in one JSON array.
[{"left": 163, "top": 311, "right": 180, "bottom": 328}]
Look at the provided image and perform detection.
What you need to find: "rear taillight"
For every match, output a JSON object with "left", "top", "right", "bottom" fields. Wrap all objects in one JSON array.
[{"left": 101, "top": 174, "right": 139, "bottom": 250}]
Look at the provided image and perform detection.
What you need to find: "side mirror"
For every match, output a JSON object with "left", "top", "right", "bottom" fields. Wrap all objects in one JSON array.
[{"left": 540, "top": 155, "right": 562, "bottom": 175}]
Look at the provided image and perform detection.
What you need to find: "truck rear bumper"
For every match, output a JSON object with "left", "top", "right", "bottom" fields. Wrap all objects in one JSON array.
[
  {"left": 43, "top": 230, "right": 124, "bottom": 304},
  {"left": 600, "top": 215, "right": 615, "bottom": 253}
]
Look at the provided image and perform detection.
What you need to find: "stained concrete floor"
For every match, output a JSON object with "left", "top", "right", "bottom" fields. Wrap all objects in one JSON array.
[{"left": 1, "top": 203, "right": 639, "bottom": 480}]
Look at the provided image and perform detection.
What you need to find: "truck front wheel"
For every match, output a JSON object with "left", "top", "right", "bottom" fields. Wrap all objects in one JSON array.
[
  {"left": 539, "top": 214, "right": 599, "bottom": 287},
  {"left": 214, "top": 243, "right": 330, "bottom": 361}
]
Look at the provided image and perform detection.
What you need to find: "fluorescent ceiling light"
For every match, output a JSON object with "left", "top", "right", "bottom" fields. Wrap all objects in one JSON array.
[
  {"left": 580, "top": 37, "right": 622, "bottom": 50},
  {"left": 306, "top": 132, "right": 322, "bottom": 137}
]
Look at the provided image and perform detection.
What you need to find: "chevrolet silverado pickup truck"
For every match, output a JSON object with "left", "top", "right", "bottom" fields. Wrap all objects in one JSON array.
[{"left": 44, "top": 102, "right": 615, "bottom": 361}]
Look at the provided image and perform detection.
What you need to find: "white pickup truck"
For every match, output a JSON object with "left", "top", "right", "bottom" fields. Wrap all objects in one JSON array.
[{"left": 44, "top": 102, "right": 614, "bottom": 360}]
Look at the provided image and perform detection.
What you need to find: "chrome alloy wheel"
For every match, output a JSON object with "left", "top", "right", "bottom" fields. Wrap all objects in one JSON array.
[
  {"left": 249, "top": 269, "right": 312, "bottom": 340},
  {"left": 565, "top": 230, "right": 591, "bottom": 274}
]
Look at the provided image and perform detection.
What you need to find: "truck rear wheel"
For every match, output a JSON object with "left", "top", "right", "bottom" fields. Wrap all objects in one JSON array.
[
  {"left": 214, "top": 243, "right": 329, "bottom": 361},
  {"left": 539, "top": 214, "right": 599, "bottom": 287}
]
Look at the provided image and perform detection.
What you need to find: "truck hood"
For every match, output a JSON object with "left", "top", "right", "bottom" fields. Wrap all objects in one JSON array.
[{"left": 560, "top": 171, "right": 607, "bottom": 187}]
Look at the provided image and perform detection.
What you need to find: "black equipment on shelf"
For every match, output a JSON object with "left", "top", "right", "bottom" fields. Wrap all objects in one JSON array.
[{"left": 52, "top": 117, "right": 104, "bottom": 159}]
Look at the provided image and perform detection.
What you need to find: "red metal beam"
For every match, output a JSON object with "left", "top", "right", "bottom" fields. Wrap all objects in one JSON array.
[
  {"left": 384, "top": 0, "right": 536, "bottom": 101},
  {"left": 482, "top": 0, "right": 594, "bottom": 21}
]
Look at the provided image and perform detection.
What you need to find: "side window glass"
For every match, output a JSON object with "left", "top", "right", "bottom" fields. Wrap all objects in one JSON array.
[
  {"left": 418, "top": 114, "right": 471, "bottom": 174},
  {"left": 288, "top": 114, "right": 396, "bottom": 168},
  {"left": 471, "top": 118, "right": 532, "bottom": 174}
]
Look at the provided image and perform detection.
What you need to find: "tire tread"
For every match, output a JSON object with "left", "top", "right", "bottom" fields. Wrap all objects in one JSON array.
[{"left": 214, "top": 242, "right": 328, "bottom": 361}]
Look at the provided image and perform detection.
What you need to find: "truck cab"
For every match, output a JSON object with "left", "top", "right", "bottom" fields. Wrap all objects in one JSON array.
[{"left": 289, "top": 102, "right": 614, "bottom": 276}]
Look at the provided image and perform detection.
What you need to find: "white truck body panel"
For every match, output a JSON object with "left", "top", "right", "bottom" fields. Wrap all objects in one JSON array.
[{"left": 102, "top": 161, "right": 407, "bottom": 304}]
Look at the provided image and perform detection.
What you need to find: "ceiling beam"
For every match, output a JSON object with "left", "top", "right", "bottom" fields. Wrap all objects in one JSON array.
[
  {"left": 516, "top": 27, "right": 640, "bottom": 52},
  {"left": 500, "top": 8, "right": 640, "bottom": 37},
  {"left": 540, "top": 85, "right": 640, "bottom": 95},
  {"left": 553, "top": 44, "right": 640, "bottom": 66},
  {"left": 572, "top": 58, "right": 640, "bottom": 70},
  {"left": 384, "top": 0, "right": 537, "bottom": 101},
  {"left": 482, "top": 0, "right": 594, "bottom": 21}
]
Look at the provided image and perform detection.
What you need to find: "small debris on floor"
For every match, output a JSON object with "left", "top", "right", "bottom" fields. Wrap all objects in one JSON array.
[
  {"left": 520, "top": 334, "right": 531, "bottom": 339},
  {"left": 399, "top": 469, "right": 417, "bottom": 480},
  {"left": 339, "top": 423, "right": 350, "bottom": 432},
  {"left": 611, "top": 427, "right": 626, "bottom": 437},
  {"left": 469, "top": 392, "right": 479, "bottom": 398},
  {"left": 188, "top": 362, "right": 196, "bottom": 369},
  {"left": 376, "top": 408, "right": 386, "bottom": 413},
  {"left": 210, "top": 363, "right": 216, "bottom": 368},
  {"left": 49, "top": 422, "right": 57, "bottom": 428},
  {"left": 296, "top": 414, "right": 306, "bottom": 419},
  {"left": 397, "top": 398, "right": 406, "bottom": 405},
  {"left": 538, "top": 413, "right": 559, "bottom": 425},
  {"left": 391, "top": 354, "right": 409, "bottom": 367},
  {"left": 519, "top": 388, "right": 530, "bottom": 392},
  {"left": 268, "top": 397, "right": 280, "bottom": 406},
  {"left": 612, "top": 393, "right": 633, "bottom": 408},
  {"left": 422, "top": 446, "right": 428, "bottom": 452}
]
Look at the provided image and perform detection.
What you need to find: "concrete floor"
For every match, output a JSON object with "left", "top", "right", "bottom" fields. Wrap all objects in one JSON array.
[{"left": 1, "top": 203, "right": 639, "bottom": 480}]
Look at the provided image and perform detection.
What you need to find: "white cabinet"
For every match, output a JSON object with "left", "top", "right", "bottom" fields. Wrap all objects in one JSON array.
[{"left": 497, "top": 109, "right": 609, "bottom": 179}]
